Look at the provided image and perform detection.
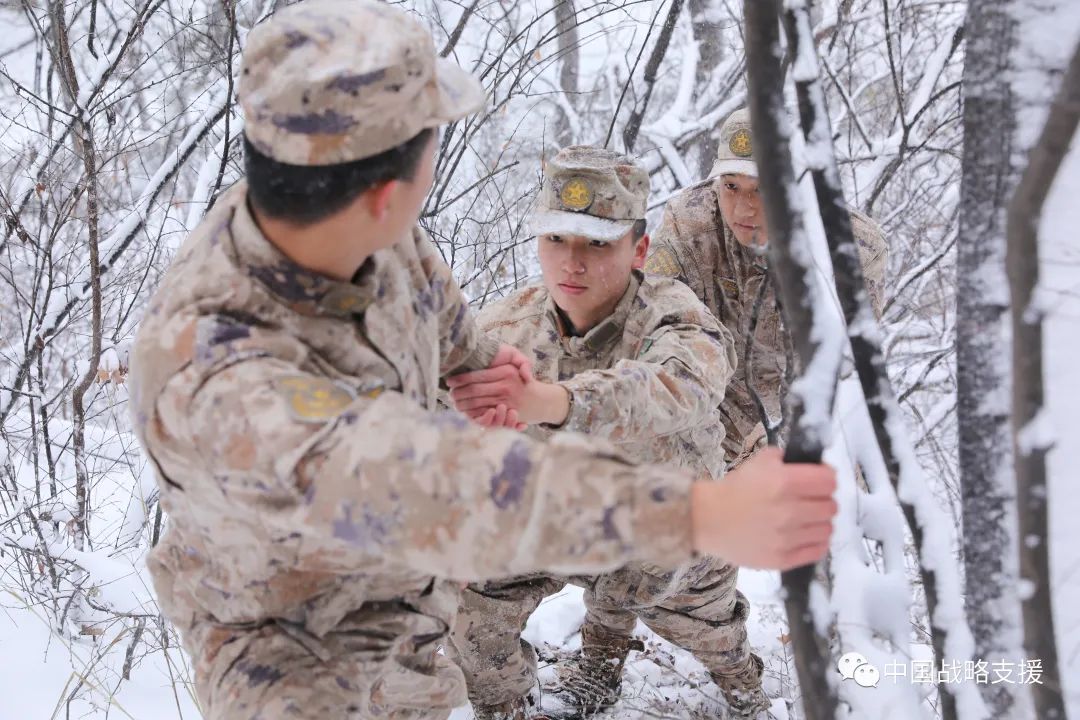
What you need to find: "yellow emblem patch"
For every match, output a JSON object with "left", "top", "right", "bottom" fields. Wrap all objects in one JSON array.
[
  {"left": 729, "top": 128, "right": 753, "bottom": 158},
  {"left": 559, "top": 177, "right": 594, "bottom": 211},
  {"left": 275, "top": 376, "right": 357, "bottom": 423},
  {"left": 644, "top": 247, "right": 681, "bottom": 277}
]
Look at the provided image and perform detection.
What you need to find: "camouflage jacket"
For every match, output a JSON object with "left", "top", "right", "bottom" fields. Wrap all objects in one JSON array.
[
  {"left": 646, "top": 179, "right": 888, "bottom": 463},
  {"left": 129, "top": 183, "right": 694, "bottom": 711},
  {"left": 478, "top": 271, "right": 737, "bottom": 481}
]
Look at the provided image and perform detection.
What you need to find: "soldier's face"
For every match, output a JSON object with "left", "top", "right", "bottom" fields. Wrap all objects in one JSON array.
[
  {"left": 537, "top": 228, "right": 649, "bottom": 332},
  {"left": 718, "top": 174, "right": 768, "bottom": 247}
]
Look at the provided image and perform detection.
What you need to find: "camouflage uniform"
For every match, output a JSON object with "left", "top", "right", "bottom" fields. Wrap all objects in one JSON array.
[
  {"left": 450, "top": 148, "right": 764, "bottom": 718},
  {"left": 646, "top": 108, "right": 889, "bottom": 464},
  {"left": 129, "top": 7, "right": 697, "bottom": 720}
]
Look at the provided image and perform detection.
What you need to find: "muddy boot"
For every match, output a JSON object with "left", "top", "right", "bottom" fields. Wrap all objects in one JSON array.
[
  {"left": 546, "top": 623, "right": 644, "bottom": 714},
  {"left": 711, "top": 653, "right": 771, "bottom": 718}
]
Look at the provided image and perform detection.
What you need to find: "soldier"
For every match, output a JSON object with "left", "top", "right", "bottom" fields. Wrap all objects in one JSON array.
[
  {"left": 445, "top": 147, "right": 774, "bottom": 719},
  {"left": 645, "top": 107, "right": 889, "bottom": 464},
  {"left": 129, "top": 4, "right": 839, "bottom": 719}
]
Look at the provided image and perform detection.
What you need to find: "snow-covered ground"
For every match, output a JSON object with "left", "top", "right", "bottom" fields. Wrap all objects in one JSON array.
[
  {"left": 0, "top": 603, "right": 200, "bottom": 720},
  {"left": 1, "top": 1, "right": 1078, "bottom": 719},
  {"left": 447, "top": 572, "right": 795, "bottom": 720}
]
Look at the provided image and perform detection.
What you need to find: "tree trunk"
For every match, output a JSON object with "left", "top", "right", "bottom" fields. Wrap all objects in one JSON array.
[
  {"left": 49, "top": 0, "right": 104, "bottom": 556},
  {"left": 1006, "top": 39, "right": 1080, "bottom": 720},
  {"left": 744, "top": 1, "right": 840, "bottom": 717},
  {"left": 622, "top": 0, "right": 685, "bottom": 152},
  {"left": 553, "top": 0, "right": 580, "bottom": 147},
  {"left": 958, "top": 1, "right": 1026, "bottom": 716},
  {"left": 781, "top": 3, "right": 961, "bottom": 717},
  {"left": 687, "top": 0, "right": 725, "bottom": 178}
]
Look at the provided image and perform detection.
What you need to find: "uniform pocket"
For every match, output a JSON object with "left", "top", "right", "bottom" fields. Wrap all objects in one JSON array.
[{"left": 370, "top": 650, "right": 468, "bottom": 710}]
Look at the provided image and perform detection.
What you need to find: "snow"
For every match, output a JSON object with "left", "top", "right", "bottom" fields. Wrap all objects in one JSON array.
[
  {"left": 1017, "top": 407, "right": 1055, "bottom": 455},
  {"left": 447, "top": 573, "right": 804, "bottom": 720},
  {"left": 99, "top": 347, "right": 120, "bottom": 374},
  {"left": 0, "top": 602, "right": 200, "bottom": 720},
  {"left": 781, "top": 113, "right": 846, "bottom": 452},
  {"left": 1, "top": 0, "right": 1077, "bottom": 717},
  {"left": 22, "top": 80, "right": 232, "bottom": 369},
  {"left": 1039, "top": 105, "right": 1080, "bottom": 716},
  {"left": 786, "top": 0, "right": 819, "bottom": 84}
]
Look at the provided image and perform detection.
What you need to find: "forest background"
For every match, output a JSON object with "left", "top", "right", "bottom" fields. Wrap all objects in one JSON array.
[{"left": 0, "top": 0, "right": 1078, "bottom": 718}]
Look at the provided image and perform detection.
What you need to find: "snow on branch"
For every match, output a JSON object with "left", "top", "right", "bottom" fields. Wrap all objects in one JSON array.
[
  {"left": 744, "top": 1, "right": 844, "bottom": 718},
  {"left": 783, "top": 2, "right": 987, "bottom": 718}
]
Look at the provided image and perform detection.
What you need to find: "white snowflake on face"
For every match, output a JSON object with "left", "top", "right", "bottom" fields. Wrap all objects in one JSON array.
[
  {"left": 854, "top": 663, "right": 881, "bottom": 688},
  {"left": 837, "top": 651, "right": 869, "bottom": 680}
]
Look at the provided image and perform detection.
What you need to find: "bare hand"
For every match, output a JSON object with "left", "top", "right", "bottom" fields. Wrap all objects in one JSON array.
[
  {"left": 487, "top": 343, "right": 533, "bottom": 382},
  {"left": 447, "top": 362, "right": 570, "bottom": 426},
  {"left": 474, "top": 403, "right": 526, "bottom": 431},
  {"left": 690, "top": 447, "right": 838, "bottom": 570}
]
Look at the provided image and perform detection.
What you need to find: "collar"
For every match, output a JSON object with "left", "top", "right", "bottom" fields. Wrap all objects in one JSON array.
[
  {"left": 544, "top": 270, "right": 643, "bottom": 355},
  {"left": 228, "top": 182, "right": 378, "bottom": 318}
]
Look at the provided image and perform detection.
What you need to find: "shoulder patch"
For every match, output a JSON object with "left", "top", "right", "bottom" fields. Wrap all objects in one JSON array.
[
  {"left": 645, "top": 246, "right": 681, "bottom": 277},
  {"left": 274, "top": 376, "right": 364, "bottom": 423}
]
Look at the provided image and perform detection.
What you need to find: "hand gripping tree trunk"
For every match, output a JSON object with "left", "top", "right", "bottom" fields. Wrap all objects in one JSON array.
[
  {"left": 1005, "top": 39, "right": 1080, "bottom": 720},
  {"left": 781, "top": 4, "right": 987, "bottom": 719},
  {"left": 743, "top": 1, "right": 841, "bottom": 718}
]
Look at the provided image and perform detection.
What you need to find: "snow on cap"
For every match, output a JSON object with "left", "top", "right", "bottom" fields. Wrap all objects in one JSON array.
[
  {"left": 710, "top": 107, "right": 758, "bottom": 178},
  {"left": 527, "top": 145, "right": 650, "bottom": 243},
  {"left": 238, "top": 0, "right": 485, "bottom": 166}
]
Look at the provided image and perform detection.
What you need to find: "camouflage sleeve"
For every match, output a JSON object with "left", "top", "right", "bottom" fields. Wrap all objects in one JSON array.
[
  {"left": 559, "top": 316, "right": 737, "bottom": 441},
  {"left": 849, "top": 209, "right": 889, "bottom": 318},
  {"left": 411, "top": 226, "right": 500, "bottom": 375},
  {"left": 173, "top": 358, "right": 694, "bottom": 581}
]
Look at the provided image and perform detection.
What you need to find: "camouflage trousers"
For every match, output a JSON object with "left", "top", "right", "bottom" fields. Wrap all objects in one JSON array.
[
  {"left": 183, "top": 616, "right": 468, "bottom": 719},
  {"left": 450, "top": 558, "right": 752, "bottom": 708}
]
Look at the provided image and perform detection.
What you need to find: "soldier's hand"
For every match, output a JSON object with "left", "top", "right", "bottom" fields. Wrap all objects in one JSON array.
[
  {"left": 488, "top": 343, "right": 533, "bottom": 382},
  {"left": 690, "top": 447, "right": 837, "bottom": 570},
  {"left": 447, "top": 368, "right": 570, "bottom": 426},
  {"left": 475, "top": 403, "right": 527, "bottom": 431}
]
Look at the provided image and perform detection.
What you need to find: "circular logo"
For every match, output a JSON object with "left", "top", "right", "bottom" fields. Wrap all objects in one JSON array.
[
  {"left": 729, "top": 128, "right": 753, "bottom": 158},
  {"left": 559, "top": 178, "right": 594, "bottom": 211},
  {"left": 274, "top": 376, "right": 356, "bottom": 423}
]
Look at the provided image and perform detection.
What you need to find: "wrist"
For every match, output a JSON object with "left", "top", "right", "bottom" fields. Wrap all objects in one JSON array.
[
  {"left": 690, "top": 480, "right": 731, "bottom": 558},
  {"left": 536, "top": 382, "right": 571, "bottom": 426}
]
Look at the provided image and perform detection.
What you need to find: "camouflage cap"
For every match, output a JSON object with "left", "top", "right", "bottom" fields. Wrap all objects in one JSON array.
[
  {"left": 528, "top": 146, "right": 650, "bottom": 243},
  {"left": 238, "top": 0, "right": 485, "bottom": 166},
  {"left": 710, "top": 107, "right": 757, "bottom": 178}
]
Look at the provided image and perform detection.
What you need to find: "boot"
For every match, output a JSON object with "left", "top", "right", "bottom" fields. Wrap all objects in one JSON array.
[
  {"left": 473, "top": 695, "right": 557, "bottom": 720},
  {"left": 710, "top": 653, "right": 772, "bottom": 718},
  {"left": 546, "top": 623, "right": 644, "bottom": 714},
  {"left": 473, "top": 696, "right": 527, "bottom": 720}
]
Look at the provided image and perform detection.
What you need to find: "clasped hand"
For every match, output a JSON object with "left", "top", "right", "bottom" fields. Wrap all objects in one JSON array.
[{"left": 447, "top": 344, "right": 569, "bottom": 429}]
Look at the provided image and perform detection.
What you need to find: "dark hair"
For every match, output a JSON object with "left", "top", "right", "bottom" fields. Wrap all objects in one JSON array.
[
  {"left": 243, "top": 128, "right": 435, "bottom": 224},
  {"left": 630, "top": 219, "right": 647, "bottom": 241}
]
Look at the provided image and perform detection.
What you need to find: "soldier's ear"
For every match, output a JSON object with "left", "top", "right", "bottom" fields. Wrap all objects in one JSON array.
[
  {"left": 631, "top": 233, "right": 650, "bottom": 270},
  {"left": 364, "top": 180, "right": 399, "bottom": 221}
]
